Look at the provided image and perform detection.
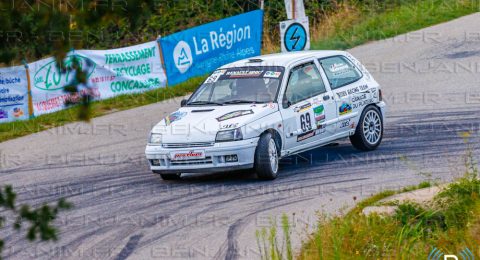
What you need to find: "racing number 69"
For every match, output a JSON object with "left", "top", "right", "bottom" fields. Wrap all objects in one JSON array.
[{"left": 300, "top": 113, "right": 312, "bottom": 132}]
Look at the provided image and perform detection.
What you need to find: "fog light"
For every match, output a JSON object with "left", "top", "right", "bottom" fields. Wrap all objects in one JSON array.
[
  {"left": 225, "top": 155, "right": 238, "bottom": 162},
  {"left": 150, "top": 159, "right": 161, "bottom": 166}
]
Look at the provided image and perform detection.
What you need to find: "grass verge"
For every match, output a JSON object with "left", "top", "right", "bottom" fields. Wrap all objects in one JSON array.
[
  {"left": 298, "top": 173, "right": 480, "bottom": 259},
  {"left": 256, "top": 137, "right": 480, "bottom": 260},
  {"left": 257, "top": 176, "right": 480, "bottom": 260},
  {"left": 263, "top": 0, "right": 479, "bottom": 52},
  {"left": 256, "top": 139, "right": 479, "bottom": 259},
  {"left": 255, "top": 182, "right": 435, "bottom": 260},
  {"left": 310, "top": 0, "right": 478, "bottom": 50}
]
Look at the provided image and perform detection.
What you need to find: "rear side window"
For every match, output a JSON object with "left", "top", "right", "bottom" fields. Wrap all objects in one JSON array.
[
  {"left": 319, "top": 56, "right": 362, "bottom": 90},
  {"left": 284, "top": 62, "right": 326, "bottom": 105}
]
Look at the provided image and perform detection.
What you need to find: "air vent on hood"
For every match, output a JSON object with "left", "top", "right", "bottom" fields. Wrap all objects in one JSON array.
[{"left": 191, "top": 109, "right": 215, "bottom": 113}]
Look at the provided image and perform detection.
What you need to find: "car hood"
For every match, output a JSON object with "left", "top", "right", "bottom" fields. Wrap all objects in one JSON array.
[{"left": 151, "top": 103, "right": 278, "bottom": 143}]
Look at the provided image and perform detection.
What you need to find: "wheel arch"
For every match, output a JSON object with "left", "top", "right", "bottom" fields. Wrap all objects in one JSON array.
[
  {"left": 260, "top": 128, "right": 282, "bottom": 155},
  {"left": 360, "top": 103, "right": 384, "bottom": 119},
  {"left": 354, "top": 103, "right": 384, "bottom": 135}
]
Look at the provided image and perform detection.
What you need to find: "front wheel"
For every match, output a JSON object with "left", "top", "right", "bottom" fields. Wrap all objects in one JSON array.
[
  {"left": 350, "top": 105, "right": 383, "bottom": 151},
  {"left": 254, "top": 133, "right": 279, "bottom": 180}
]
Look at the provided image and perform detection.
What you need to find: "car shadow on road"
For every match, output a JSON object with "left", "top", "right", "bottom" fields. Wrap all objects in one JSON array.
[{"left": 166, "top": 141, "right": 365, "bottom": 183}]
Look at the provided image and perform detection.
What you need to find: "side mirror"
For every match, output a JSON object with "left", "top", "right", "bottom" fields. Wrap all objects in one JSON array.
[
  {"left": 282, "top": 97, "right": 291, "bottom": 109},
  {"left": 180, "top": 99, "right": 187, "bottom": 107}
]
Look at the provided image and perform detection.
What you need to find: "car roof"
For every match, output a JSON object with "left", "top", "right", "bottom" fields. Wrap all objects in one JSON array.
[{"left": 220, "top": 50, "right": 346, "bottom": 69}]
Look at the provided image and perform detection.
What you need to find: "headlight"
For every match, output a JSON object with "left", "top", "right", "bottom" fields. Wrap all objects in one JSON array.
[
  {"left": 215, "top": 128, "right": 243, "bottom": 142},
  {"left": 149, "top": 133, "right": 162, "bottom": 144}
]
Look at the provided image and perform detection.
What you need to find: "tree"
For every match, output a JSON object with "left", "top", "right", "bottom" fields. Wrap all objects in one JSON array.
[
  {"left": 0, "top": 0, "right": 268, "bottom": 65},
  {"left": 0, "top": 186, "right": 72, "bottom": 259}
]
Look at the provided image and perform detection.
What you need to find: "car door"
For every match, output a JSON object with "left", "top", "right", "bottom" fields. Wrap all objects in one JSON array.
[
  {"left": 318, "top": 55, "right": 367, "bottom": 135},
  {"left": 279, "top": 60, "right": 337, "bottom": 153}
]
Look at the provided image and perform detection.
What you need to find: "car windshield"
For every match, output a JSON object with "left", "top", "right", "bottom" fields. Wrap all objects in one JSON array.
[{"left": 188, "top": 66, "right": 285, "bottom": 105}]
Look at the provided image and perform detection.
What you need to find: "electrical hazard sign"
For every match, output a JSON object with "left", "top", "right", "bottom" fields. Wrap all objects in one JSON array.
[{"left": 280, "top": 17, "right": 310, "bottom": 52}]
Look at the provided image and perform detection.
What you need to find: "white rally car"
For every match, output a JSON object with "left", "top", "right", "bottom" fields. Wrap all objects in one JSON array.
[{"left": 146, "top": 51, "right": 386, "bottom": 180}]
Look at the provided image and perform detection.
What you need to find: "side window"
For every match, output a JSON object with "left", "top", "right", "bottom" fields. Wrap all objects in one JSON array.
[
  {"left": 319, "top": 56, "right": 362, "bottom": 90},
  {"left": 284, "top": 62, "right": 326, "bottom": 105}
]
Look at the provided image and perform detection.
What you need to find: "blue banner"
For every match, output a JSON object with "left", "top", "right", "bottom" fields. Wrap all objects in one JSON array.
[
  {"left": 160, "top": 10, "right": 263, "bottom": 85},
  {"left": 0, "top": 66, "right": 29, "bottom": 123}
]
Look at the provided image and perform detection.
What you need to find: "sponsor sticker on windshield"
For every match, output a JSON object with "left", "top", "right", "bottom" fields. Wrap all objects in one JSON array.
[
  {"left": 225, "top": 70, "right": 263, "bottom": 78},
  {"left": 205, "top": 69, "right": 226, "bottom": 84},
  {"left": 264, "top": 71, "right": 281, "bottom": 78}
]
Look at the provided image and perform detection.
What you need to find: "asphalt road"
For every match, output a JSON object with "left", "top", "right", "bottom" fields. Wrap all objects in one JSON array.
[{"left": 1, "top": 13, "right": 480, "bottom": 260}]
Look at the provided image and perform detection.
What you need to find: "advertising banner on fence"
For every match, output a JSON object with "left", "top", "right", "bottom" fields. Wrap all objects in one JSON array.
[
  {"left": 0, "top": 66, "right": 29, "bottom": 123},
  {"left": 29, "top": 41, "right": 166, "bottom": 116},
  {"left": 160, "top": 10, "right": 263, "bottom": 85}
]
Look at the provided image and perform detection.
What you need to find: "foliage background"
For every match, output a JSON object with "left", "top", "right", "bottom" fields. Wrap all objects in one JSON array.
[{"left": 0, "top": 0, "right": 370, "bottom": 65}]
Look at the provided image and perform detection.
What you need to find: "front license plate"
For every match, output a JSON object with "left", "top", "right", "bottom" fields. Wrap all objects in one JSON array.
[{"left": 169, "top": 150, "right": 206, "bottom": 161}]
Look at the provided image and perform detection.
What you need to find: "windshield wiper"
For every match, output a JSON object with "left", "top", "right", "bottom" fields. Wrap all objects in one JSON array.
[
  {"left": 223, "top": 100, "right": 260, "bottom": 104},
  {"left": 187, "top": 101, "right": 224, "bottom": 106}
]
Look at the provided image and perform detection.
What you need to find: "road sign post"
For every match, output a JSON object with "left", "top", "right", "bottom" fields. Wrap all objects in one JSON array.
[
  {"left": 284, "top": 0, "right": 306, "bottom": 20},
  {"left": 22, "top": 60, "right": 34, "bottom": 119}
]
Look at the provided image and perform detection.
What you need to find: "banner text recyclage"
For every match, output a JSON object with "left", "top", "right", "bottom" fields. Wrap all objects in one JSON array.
[
  {"left": 29, "top": 41, "right": 166, "bottom": 116},
  {"left": 160, "top": 10, "right": 263, "bottom": 86},
  {"left": 76, "top": 42, "right": 166, "bottom": 99},
  {"left": 0, "top": 66, "right": 29, "bottom": 123}
]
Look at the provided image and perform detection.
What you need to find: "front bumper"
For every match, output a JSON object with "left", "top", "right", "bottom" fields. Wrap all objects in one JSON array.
[{"left": 145, "top": 138, "right": 259, "bottom": 174}]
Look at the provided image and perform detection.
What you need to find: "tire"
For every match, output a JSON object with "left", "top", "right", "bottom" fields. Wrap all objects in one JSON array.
[
  {"left": 153, "top": 171, "right": 181, "bottom": 180},
  {"left": 254, "top": 132, "right": 279, "bottom": 180},
  {"left": 350, "top": 105, "right": 383, "bottom": 151}
]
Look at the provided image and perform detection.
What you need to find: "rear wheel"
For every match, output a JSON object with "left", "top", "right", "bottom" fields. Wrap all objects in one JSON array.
[
  {"left": 254, "top": 133, "right": 279, "bottom": 180},
  {"left": 153, "top": 171, "right": 181, "bottom": 180},
  {"left": 350, "top": 105, "right": 383, "bottom": 151}
]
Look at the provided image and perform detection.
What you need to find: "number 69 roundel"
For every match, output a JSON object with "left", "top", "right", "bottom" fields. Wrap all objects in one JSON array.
[{"left": 299, "top": 112, "right": 313, "bottom": 132}]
